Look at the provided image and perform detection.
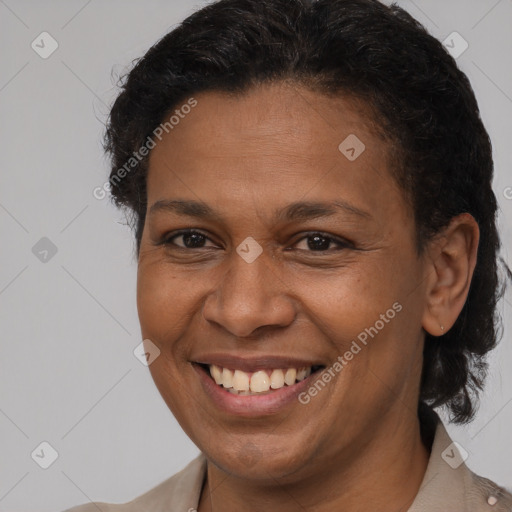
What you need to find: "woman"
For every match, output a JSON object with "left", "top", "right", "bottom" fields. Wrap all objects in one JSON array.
[{"left": 66, "top": 0, "right": 512, "bottom": 510}]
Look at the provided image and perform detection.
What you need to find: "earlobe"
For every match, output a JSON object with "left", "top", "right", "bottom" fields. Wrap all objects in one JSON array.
[{"left": 421, "top": 213, "right": 480, "bottom": 337}]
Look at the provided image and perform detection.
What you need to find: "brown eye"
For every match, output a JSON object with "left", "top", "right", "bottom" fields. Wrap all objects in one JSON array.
[
  {"left": 293, "top": 232, "right": 350, "bottom": 252},
  {"left": 163, "top": 230, "right": 216, "bottom": 249}
]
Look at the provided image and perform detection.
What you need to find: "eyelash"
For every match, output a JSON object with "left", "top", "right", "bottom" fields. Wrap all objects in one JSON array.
[{"left": 160, "top": 229, "right": 352, "bottom": 253}]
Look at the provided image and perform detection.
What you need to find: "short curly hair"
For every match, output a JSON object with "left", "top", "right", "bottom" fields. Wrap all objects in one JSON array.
[{"left": 103, "top": 0, "right": 510, "bottom": 424}]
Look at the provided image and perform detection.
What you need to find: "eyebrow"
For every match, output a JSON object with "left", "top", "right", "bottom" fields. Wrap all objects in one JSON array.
[{"left": 149, "top": 198, "right": 372, "bottom": 222}]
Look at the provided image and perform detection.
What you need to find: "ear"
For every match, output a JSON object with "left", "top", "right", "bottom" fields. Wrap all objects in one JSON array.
[{"left": 421, "top": 213, "right": 480, "bottom": 337}]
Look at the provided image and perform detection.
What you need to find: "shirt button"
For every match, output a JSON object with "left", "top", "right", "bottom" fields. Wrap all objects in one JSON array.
[{"left": 487, "top": 496, "right": 498, "bottom": 506}]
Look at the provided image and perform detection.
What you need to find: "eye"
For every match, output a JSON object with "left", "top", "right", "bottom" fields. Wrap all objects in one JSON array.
[
  {"left": 160, "top": 229, "right": 351, "bottom": 253},
  {"left": 292, "top": 232, "right": 351, "bottom": 252},
  {"left": 162, "top": 229, "right": 217, "bottom": 249}
]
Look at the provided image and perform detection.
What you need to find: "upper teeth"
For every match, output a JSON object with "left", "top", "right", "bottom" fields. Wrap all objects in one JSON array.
[{"left": 209, "top": 365, "right": 312, "bottom": 394}]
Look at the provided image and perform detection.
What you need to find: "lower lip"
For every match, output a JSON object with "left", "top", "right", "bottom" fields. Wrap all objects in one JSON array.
[{"left": 193, "top": 364, "right": 319, "bottom": 417}]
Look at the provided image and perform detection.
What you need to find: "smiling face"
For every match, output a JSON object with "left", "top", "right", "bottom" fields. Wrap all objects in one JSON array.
[{"left": 137, "top": 81, "right": 430, "bottom": 483}]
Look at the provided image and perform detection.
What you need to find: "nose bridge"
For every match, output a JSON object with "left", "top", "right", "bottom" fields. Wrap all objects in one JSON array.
[{"left": 202, "top": 247, "right": 295, "bottom": 337}]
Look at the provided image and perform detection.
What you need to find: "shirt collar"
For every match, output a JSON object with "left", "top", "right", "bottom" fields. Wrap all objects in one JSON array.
[{"left": 407, "top": 416, "right": 470, "bottom": 511}]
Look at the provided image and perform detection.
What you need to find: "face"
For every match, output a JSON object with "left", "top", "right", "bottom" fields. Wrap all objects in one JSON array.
[{"left": 137, "top": 81, "right": 429, "bottom": 483}]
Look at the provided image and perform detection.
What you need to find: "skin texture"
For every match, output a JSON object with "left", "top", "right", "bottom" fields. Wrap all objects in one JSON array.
[{"left": 137, "top": 81, "right": 479, "bottom": 511}]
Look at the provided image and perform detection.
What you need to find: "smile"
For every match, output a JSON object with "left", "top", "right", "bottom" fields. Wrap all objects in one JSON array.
[
  {"left": 199, "top": 363, "right": 324, "bottom": 395},
  {"left": 192, "top": 357, "right": 326, "bottom": 415}
]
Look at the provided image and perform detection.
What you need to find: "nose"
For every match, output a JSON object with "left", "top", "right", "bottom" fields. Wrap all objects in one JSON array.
[{"left": 202, "top": 250, "right": 296, "bottom": 338}]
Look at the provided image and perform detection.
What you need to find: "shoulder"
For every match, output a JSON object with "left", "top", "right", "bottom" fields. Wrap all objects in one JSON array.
[
  {"left": 62, "top": 454, "right": 206, "bottom": 512},
  {"left": 466, "top": 473, "right": 512, "bottom": 512},
  {"left": 411, "top": 412, "right": 512, "bottom": 512}
]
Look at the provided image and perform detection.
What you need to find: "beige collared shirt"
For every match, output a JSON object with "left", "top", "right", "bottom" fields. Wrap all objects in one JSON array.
[{"left": 65, "top": 420, "right": 511, "bottom": 511}]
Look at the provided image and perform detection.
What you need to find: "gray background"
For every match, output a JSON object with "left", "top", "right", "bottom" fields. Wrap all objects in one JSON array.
[{"left": 0, "top": 0, "right": 511, "bottom": 510}]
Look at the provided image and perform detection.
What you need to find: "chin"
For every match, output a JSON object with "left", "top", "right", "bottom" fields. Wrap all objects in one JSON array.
[{"left": 203, "top": 437, "right": 311, "bottom": 481}]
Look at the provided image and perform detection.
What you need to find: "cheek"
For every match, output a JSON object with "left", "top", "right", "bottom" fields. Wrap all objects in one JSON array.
[
  {"left": 136, "top": 264, "right": 204, "bottom": 423},
  {"left": 295, "top": 265, "right": 397, "bottom": 343},
  {"left": 136, "top": 262, "right": 195, "bottom": 342},
  {"left": 298, "top": 260, "right": 420, "bottom": 389}
]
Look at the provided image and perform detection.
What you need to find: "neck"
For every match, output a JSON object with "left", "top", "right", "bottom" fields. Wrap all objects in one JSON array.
[{"left": 198, "top": 411, "right": 431, "bottom": 512}]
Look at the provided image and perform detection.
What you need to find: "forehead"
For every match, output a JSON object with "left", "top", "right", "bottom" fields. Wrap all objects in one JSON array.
[
  {"left": 152, "top": 81, "right": 386, "bottom": 159},
  {"left": 146, "top": 81, "right": 402, "bottom": 223}
]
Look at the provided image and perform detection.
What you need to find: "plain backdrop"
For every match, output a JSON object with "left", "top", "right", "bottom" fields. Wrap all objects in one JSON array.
[{"left": 0, "top": 1, "right": 511, "bottom": 510}]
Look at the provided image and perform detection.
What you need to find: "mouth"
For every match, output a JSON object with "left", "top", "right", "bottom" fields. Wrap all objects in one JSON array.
[{"left": 196, "top": 362, "right": 325, "bottom": 396}]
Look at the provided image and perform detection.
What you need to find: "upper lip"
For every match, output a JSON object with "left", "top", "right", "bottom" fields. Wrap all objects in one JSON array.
[{"left": 192, "top": 354, "right": 325, "bottom": 372}]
